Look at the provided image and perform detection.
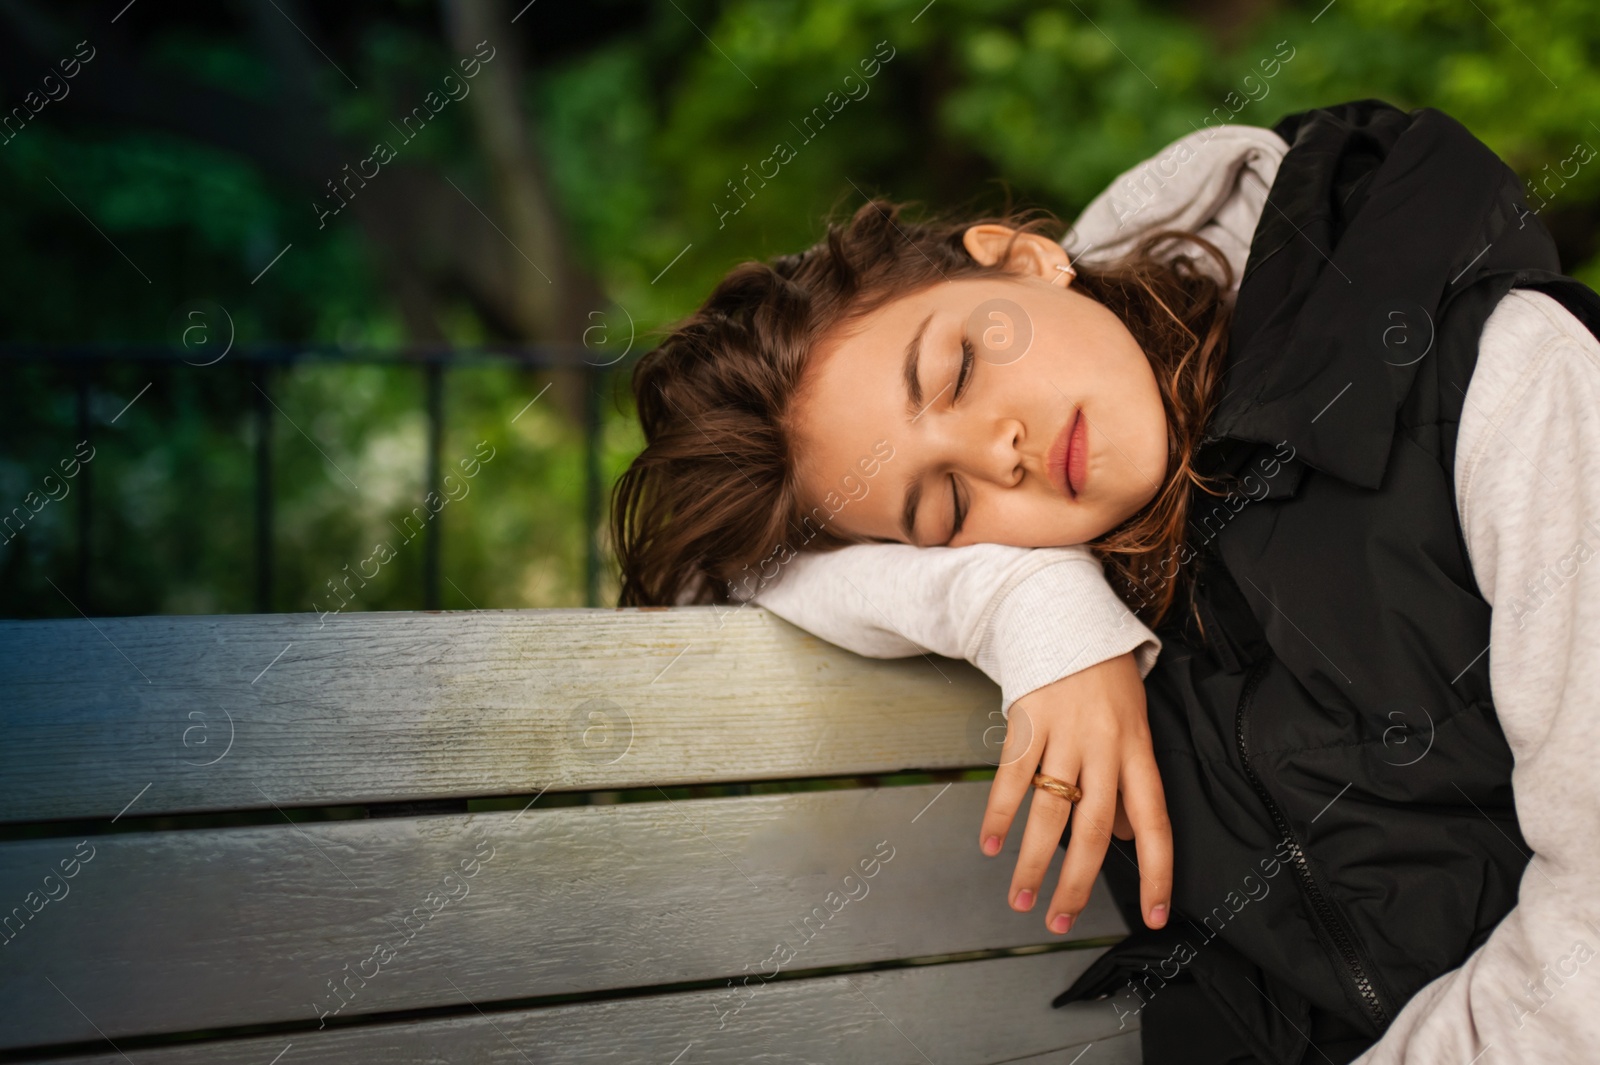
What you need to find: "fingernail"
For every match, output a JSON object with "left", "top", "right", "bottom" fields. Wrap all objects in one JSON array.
[
  {"left": 1150, "top": 904, "right": 1168, "bottom": 927},
  {"left": 1051, "top": 913, "right": 1073, "bottom": 934},
  {"left": 1013, "top": 888, "right": 1034, "bottom": 910},
  {"left": 981, "top": 835, "right": 1001, "bottom": 856}
]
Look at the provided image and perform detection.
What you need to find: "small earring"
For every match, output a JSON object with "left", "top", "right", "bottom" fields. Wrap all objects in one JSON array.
[{"left": 1055, "top": 264, "right": 1076, "bottom": 283}]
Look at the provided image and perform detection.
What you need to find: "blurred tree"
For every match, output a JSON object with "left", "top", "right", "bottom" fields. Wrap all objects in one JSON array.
[{"left": 1, "top": 0, "right": 1595, "bottom": 618}]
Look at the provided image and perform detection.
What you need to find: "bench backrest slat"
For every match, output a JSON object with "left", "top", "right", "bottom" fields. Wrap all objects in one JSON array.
[{"left": 0, "top": 608, "right": 997, "bottom": 823}]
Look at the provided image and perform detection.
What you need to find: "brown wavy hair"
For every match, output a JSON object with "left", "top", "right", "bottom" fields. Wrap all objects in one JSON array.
[{"left": 610, "top": 197, "right": 1237, "bottom": 630}]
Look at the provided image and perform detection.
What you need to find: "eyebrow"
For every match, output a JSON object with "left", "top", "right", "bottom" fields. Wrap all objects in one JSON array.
[
  {"left": 899, "top": 311, "right": 935, "bottom": 543},
  {"left": 902, "top": 310, "right": 934, "bottom": 418},
  {"left": 900, "top": 481, "right": 922, "bottom": 544}
]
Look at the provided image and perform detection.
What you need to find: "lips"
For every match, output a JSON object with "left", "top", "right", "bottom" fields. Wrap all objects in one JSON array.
[
  {"left": 1067, "top": 411, "right": 1088, "bottom": 496},
  {"left": 1048, "top": 407, "right": 1084, "bottom": 501}
]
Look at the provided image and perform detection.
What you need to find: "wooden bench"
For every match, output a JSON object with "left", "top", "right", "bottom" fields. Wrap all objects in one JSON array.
[{"left": 0, "top": 605, "right": 1140, "bottom": 1063}]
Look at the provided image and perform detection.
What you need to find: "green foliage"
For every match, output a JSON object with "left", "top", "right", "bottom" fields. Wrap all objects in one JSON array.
[{"left": 4, "top": 0, "right": 1598, "bottom": 617}]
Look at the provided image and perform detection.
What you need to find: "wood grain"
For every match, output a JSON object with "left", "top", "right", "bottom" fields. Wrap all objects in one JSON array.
[
  {"left": 0, "top": 608, "right": 1003, "bottom": 823},
  {"left": 21, "top": 949, "right": 1143, "bottom": 1064},
  {"left": 0, "top": 781, "right": 1132, "bottom": 1051}
]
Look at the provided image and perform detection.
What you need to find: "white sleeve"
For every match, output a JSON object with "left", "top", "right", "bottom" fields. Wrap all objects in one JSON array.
[
  {"left": 749, "top": 542, "right": 1160, "bottom": 716},
  {"left": 1352, "top": 288, "right": 1600, "bottom": 1061}
]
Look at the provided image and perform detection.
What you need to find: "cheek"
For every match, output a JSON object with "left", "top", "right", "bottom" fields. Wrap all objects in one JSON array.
[
  {"left": 832, "top": 469, "right": 898, "bottom": 533},
  {"left": 1112, "top": 345, "right": 1169, "bottom": 471},
  {"left": 791, "top": 425, "right": 905, "bottom": 539},
  {"left": 1141, "top": 377, "right": 1171, "bottom": 472},
  {"left": 966, "top": 485, "right": 1074, "bottom": 548}
]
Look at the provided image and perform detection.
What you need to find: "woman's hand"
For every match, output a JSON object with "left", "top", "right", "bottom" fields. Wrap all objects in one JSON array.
[{"left": 978, "top": 651, "right": 1172, "bottom": 935}]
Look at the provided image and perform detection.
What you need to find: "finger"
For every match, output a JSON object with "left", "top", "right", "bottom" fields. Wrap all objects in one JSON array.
[
  {"left": 1045, "top": 762, "right": 1117, "bottom": 935},
  {"left": 977, "top": 702, "right": 1042, "bottom": 857},
  {"left": 1120, "top": 749, "right": 1174, "bottom": 929},
  {"left": 1008, "top": 752, "right": 1081, "bottom": 916},
  {"left": 1112, "top": 794, "right": 1134, "bottom": 840}
]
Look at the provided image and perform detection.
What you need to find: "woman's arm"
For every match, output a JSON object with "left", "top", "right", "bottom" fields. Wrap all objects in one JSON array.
[
  {"left": 1354, "top": 289, "right": 1600, "bottom": 1061},
  {"left": 751, "top": 541, "right": 1177, "bottom": 937},
  {"left": 748, "top": 541, "right": 1159, "bottom": 716}
]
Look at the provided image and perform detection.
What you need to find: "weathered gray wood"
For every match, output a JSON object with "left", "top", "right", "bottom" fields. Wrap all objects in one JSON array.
[
  {"left": 0, "top": 781, "right": 1132, "bottom": 1051},
  {"left": 24, "top": 949, "right": 1143, "bottom": 1064},
  {"left": 0, "top": 608, "right": 1003, "bottom": 823},
  {"left": 1000, "top": 1030, "right": 1142, "bottom": 1065}
]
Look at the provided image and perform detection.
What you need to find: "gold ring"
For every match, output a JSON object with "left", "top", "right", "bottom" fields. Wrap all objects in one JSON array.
[{"left": 1032, "top": 772, "right": 1083, "bottom": 804}]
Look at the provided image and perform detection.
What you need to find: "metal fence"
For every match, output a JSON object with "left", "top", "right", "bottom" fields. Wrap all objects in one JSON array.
[{"left": 0, "top": 343, "right": 628, "bottom": 613}]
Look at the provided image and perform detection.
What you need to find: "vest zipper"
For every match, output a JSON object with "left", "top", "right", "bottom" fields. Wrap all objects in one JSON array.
[{"left": 1233, "top": 655, "right": 1391, "bottom": 1030}]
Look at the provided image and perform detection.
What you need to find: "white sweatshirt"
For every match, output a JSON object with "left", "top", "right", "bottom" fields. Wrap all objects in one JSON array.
[{"left": 749, "top": 123, "right": 1600, "bottom": 1060}]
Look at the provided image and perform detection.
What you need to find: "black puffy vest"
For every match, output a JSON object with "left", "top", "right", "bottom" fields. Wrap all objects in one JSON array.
[{"left": 1054, "top": 99, "right": 1600, "bottom": 1064}]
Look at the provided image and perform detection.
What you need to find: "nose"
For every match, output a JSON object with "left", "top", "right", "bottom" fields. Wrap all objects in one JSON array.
[{"left": 933, "top": 411, "right": 1026, "bottom": 488}]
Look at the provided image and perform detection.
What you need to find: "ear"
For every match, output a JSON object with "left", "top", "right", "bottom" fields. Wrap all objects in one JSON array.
[{"left": 961, "top": 224, "right": 1073, "bottom": 282}]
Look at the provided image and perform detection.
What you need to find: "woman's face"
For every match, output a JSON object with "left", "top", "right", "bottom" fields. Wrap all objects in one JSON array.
[{"left": 790, "top": 225, "right": 1170, "bottom": 548}]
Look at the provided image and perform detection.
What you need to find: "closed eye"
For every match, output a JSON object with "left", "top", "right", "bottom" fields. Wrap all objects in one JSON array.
[
  {"left": 946, "top": 332, "right": 975, "bottom": 542},
  {"left": 949, "top": 473, "right": 966, "bottom": 539},
  {"left": 954, "top": 335, "right": 975, "bottom": 402}
]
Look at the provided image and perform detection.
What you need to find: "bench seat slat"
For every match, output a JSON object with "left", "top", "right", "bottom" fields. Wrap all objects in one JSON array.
[
  {"left": 0, "top": 609, "right": 998, "bottom": 823},
  {"left": 25, "top": 950, "right": 1142, "bottom": 1065},
  {"left": 0, "top": 781, "right": 1129, "bottom": 1051}
]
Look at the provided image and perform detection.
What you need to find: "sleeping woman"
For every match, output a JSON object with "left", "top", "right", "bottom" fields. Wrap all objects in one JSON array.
[{"left": 609, "top": 99, "right": 1600, "bottom": 1063}]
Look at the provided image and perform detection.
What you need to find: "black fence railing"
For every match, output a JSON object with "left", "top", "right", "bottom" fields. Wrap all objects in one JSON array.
[{"left": 0, "top": 343, "right": 632, "bottom": 613}]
